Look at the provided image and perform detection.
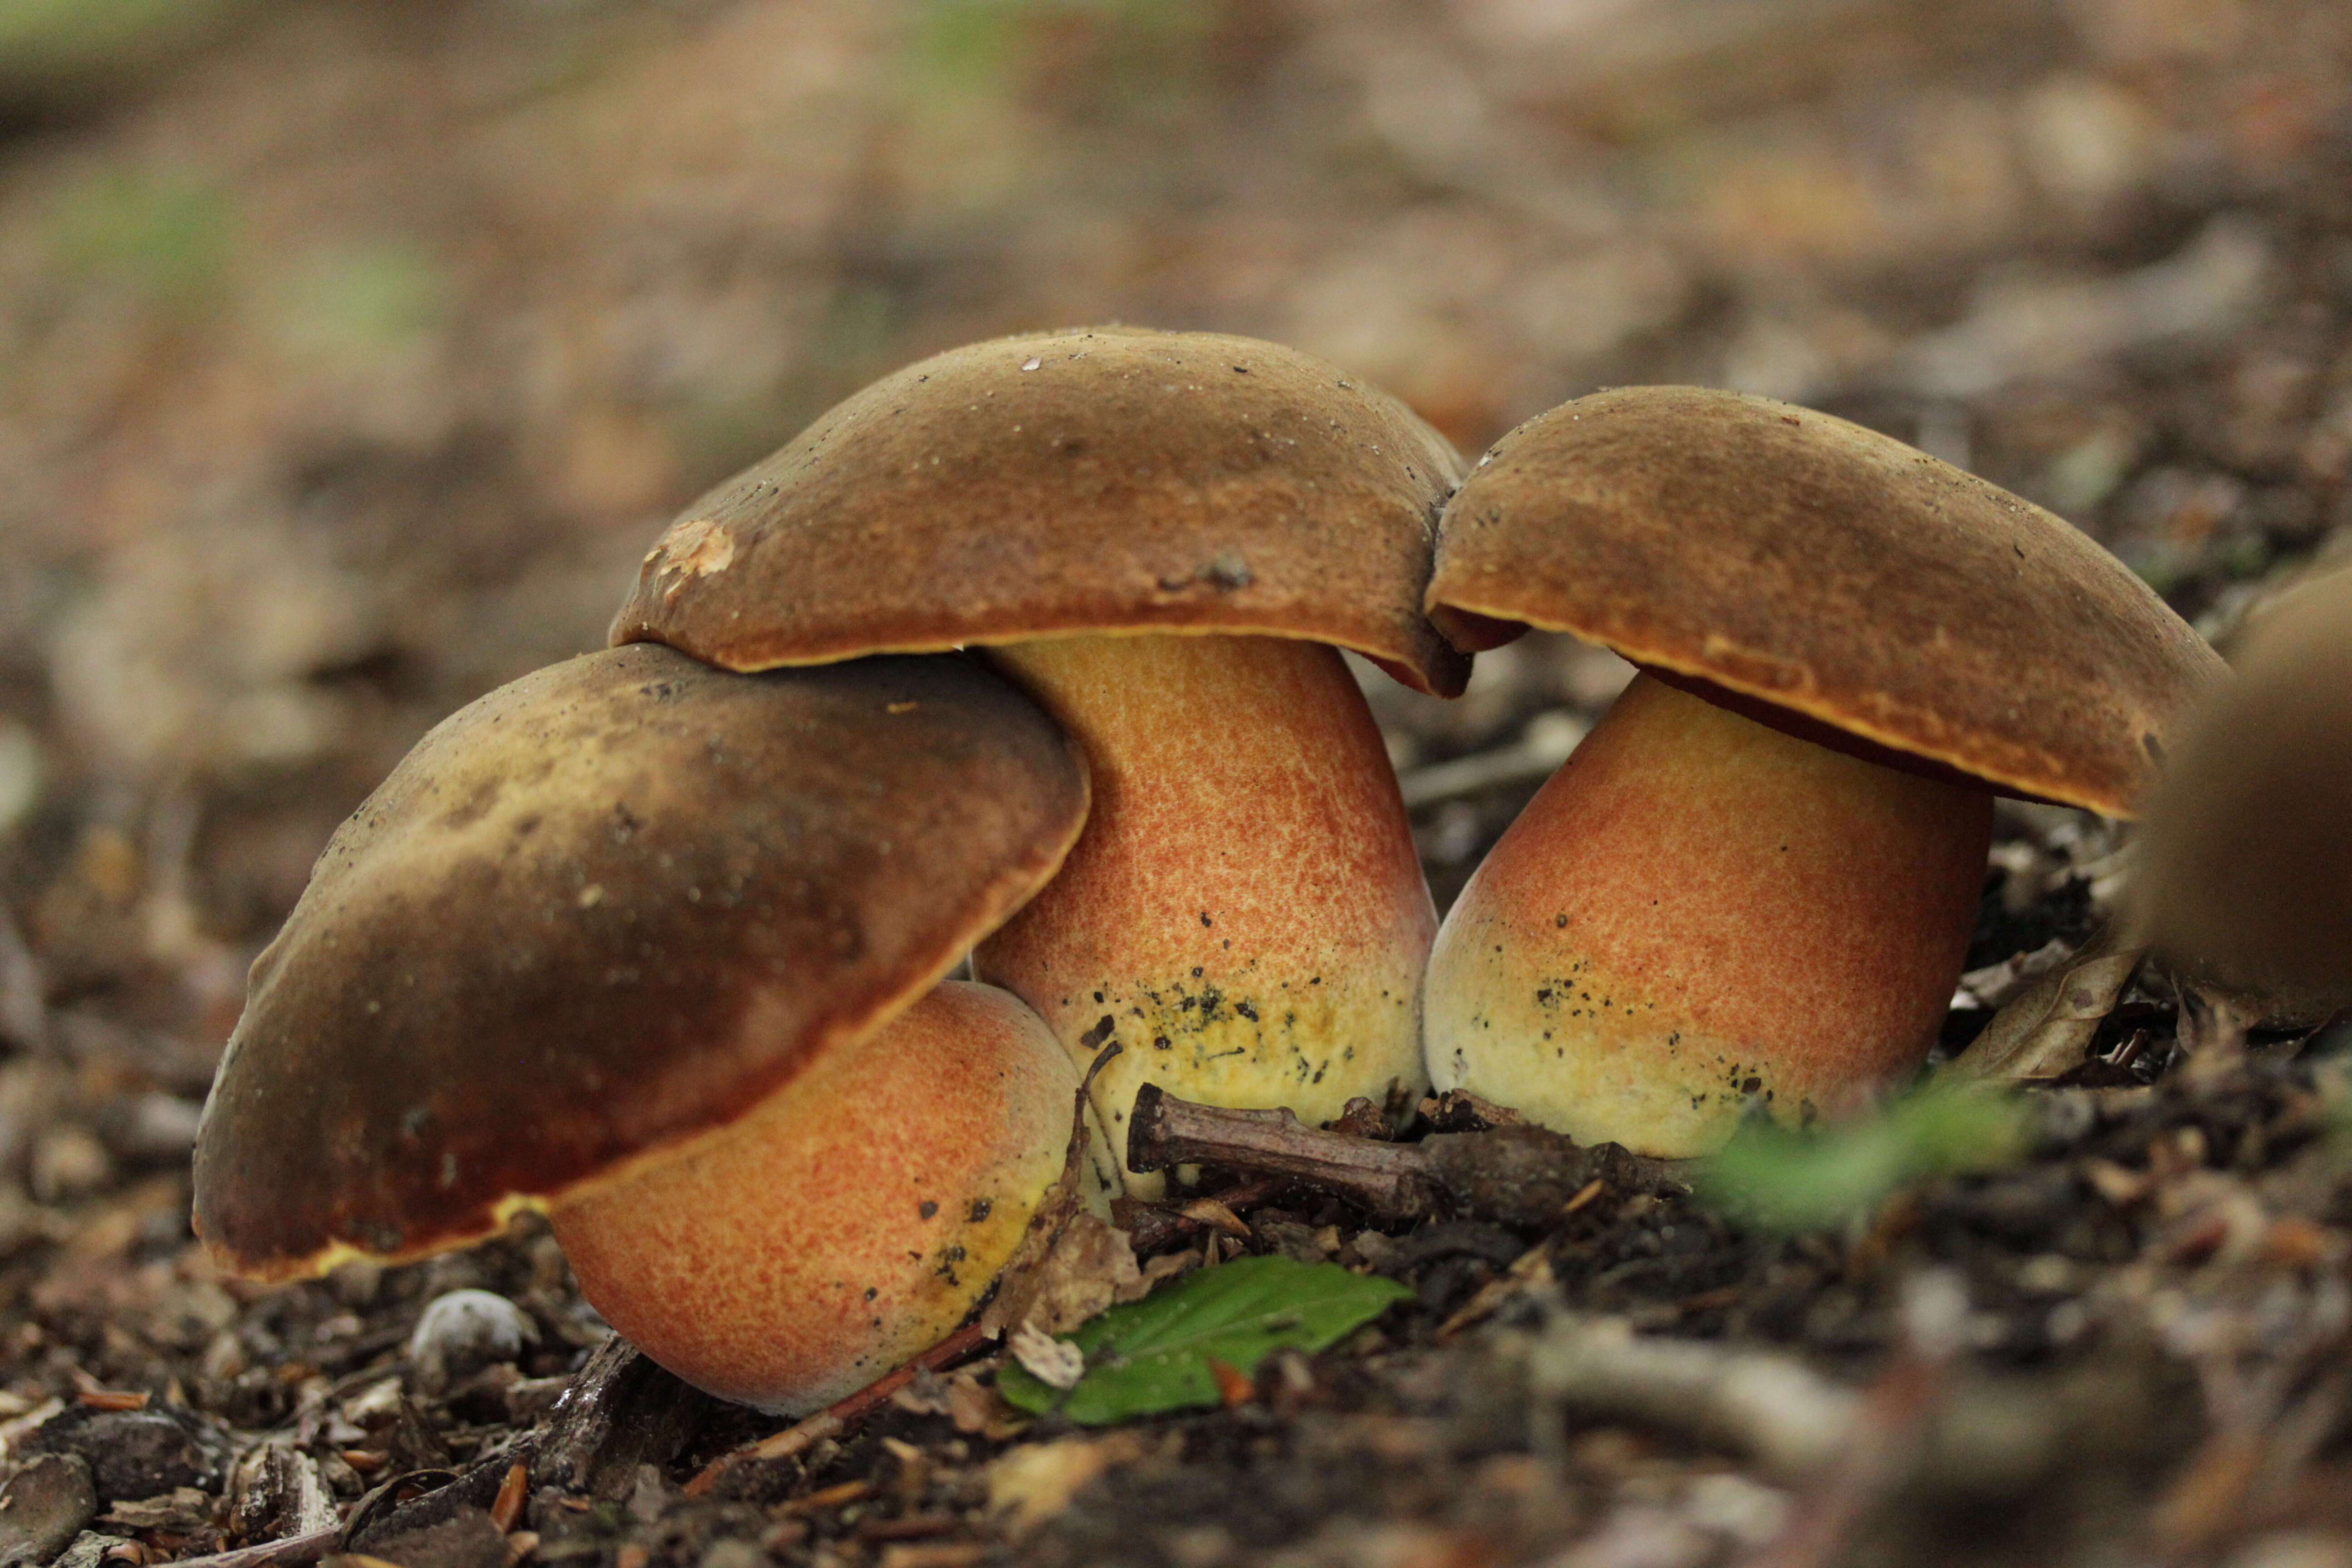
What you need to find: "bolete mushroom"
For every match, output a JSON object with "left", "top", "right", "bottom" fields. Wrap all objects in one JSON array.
[
  {"left": 1420, "top": 387, "right": 2223, "bottom": 1154},
  {"left": 193, "top": 644, "right": 1108, "bottom": 1413},
  {"left": 611, "top": 328, "right": 1465, "bottom": 1190},
  {"left": 2134, "top": 568, "right": 2352, "bottom": 1014}
]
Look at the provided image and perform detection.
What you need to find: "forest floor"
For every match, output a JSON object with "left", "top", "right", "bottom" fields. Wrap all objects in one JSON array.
[{"left": 3, "top": 3, "right": 2352, "bottom": 1566}]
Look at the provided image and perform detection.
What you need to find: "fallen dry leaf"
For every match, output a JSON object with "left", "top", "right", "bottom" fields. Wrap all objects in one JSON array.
[
  {"left": 983, "top": 1055, "right": 1132, "bottom": 1339},
  {"left": 1939, "top": 925, "right": 2143, "bottom": 1086},
  {"left": 1014, "top": 1213, "right": 1147, "bottom": 1336}
]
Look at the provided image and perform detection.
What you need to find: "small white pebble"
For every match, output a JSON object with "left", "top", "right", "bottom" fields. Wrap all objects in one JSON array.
[{"left": 409, "top": 1289, "right": 537, "bottom": 1389}]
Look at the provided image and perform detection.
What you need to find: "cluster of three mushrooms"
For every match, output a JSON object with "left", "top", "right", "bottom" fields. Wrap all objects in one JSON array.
[
  {"left": 194, "top": 329, "right": 2225, "bottom": 1418},
  {"left": 193, "top": 330, "right": 1475, "bottom": 1413}
]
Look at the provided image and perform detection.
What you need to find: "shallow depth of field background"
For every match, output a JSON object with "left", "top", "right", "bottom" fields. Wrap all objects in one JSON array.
[{"left": 0, "top": 0, "right": 2344, "bottom": 1298}]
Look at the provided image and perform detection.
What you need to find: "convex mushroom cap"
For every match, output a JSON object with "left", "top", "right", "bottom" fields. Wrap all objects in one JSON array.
[
  {"left": 612, "top": 326, "right": 1469, "bottom": 696},
  {"left": 193, "top": 645, "right": 1098, "bottom": 1411},
  {"left": 2134, "top": 568, "right": 2352, "bottom": 1013},
  {"left": 1429, "top": 386, "right": 2221, "bottom": 810},
  {"left": 1421, "top": 387, "right": 2224, "bottom": 1153},
  {"left": 612, "top": 328, "right": 1464, "bottom": 1187}
]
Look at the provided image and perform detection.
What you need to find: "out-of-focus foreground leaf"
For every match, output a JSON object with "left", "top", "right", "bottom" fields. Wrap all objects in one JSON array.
[
  {"left": 1699, "top": 1083, "right": 2029, "bottom": 1233},
  {"left": 997, "top": 1255, "right": 1408, "bottom": 1425}
]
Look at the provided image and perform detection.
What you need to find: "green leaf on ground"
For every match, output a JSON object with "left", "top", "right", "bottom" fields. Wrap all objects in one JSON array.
[
  {"left": 996, "top": 1254, "right": 1409, "bottom": 1425},
  {"left": 1698, "top": 1083, "right": 2029, "bottom": 1232}
]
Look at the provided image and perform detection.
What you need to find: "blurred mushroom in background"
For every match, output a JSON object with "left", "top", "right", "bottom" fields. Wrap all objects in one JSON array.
[{"left": 2133, "top": 567, "right": 2352, "bottom": 1017}]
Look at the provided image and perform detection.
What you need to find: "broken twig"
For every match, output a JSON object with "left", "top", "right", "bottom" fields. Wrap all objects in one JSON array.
[
  {"left": 685, "top": 1322, "right": 993, "bottom": 1497},
  {"left": 139, "top": 1525, "right": 344, "bottom": 1568},
  {"left": 1126, "top": 1084, "right": 1683, "bottom": 1225}
]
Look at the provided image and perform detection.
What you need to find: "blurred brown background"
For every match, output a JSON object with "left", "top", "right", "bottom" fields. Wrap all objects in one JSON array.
[{"left": 0, "top": 0, "right": 2347, "bottom": 1177}]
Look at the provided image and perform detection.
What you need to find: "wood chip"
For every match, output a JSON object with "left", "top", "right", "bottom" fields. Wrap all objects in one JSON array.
[
  {"left": 875, "top": 1545, "right": 985, "bottom": 1568},
  {"left": 487, "top": 1462, "right": 527, "bottom": 1534},
  {"left": 1176, "top": 1197, "right": 1251, "bottom": 1238},
  {"left": 74, "top": 1388, "right": 150, "bottom": 1412},
  {"left": 776, "top": 1480, "right": 870, "bottom": 1519}
]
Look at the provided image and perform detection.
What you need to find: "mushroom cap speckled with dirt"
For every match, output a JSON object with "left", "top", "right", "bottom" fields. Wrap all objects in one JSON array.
[{"left": 192, "top": 644, "right": 1100, "bottom": 1412}]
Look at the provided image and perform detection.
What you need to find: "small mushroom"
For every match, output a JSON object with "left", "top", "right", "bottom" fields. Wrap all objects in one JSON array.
[
  {"left": 612, "top": 328, "right": 1465, "bottom": 1190},
  {"left": 1421, "top": 387, "right": 2223, "bottom": 1154},
  {"left": 2134, "top": 568, "right": 2352, "bottom": 1014},
  {"left": 194, "top": 645, "right": 1108, "bottom": 1413}
]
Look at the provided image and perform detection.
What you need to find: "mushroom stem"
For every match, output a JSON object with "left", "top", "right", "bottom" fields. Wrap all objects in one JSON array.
[
  {"left": 1423, "top": 673, "right": 1990, "bottom": 1157},
  {"left": 549, "top": 981, "right": 1109, "bottom": 1416},
  {"left": 975, "top": 633, "right": 1436, "bottom": 1196}
]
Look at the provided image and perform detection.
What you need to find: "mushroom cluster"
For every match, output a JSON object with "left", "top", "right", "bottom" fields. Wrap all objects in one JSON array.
[{"left": 194, "top": 338, "right": 2224, "bottom": 1415}]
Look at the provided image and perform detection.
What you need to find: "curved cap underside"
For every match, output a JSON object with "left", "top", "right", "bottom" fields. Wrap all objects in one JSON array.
[
  {"left": 1429, "top": 386, "right": 2225, "bottom": 815},
  {"left": 192, "top": 646, "right": 1088, "bottom": 1280},
  {"left": 610, "top": 327, "right": 1471, "bottom": 696}
]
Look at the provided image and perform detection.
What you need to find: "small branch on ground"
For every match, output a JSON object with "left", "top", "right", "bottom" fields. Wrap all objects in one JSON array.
[
  {"left": 1125, "top": 1084, "right": 1685, "bottom": 1227},
  {"left": 1527, "top": 1313, "right": 1861, "bottom": 1479},
  {"left": 154, "top": 1525, "right": 345, "bottom": 1568}
]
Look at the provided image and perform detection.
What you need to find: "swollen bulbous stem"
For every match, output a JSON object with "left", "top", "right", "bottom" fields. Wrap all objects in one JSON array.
[
  {"left": 975, "top": 633, "right": 1436, "bottom": 1196},
  {"left": 1423, "top": 674, "right": 1991, "bottom": 1157},
  {"left": 549, "top": 982, "right": 1107, "bottom": 1416}
]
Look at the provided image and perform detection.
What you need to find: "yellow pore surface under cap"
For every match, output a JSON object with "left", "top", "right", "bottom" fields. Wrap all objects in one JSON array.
[
  {"left": 549, "top": 981, "right": 1088, "bottom": 1415},
  {"left": 978, "top": 633, "right": 1435, "bottom": 1192},
  {"left": 1424, "top": 674, "right": 1990, "bottom": 1156}
]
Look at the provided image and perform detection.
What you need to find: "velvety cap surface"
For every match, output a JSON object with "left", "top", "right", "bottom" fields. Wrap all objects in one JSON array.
[
  {"left": 193, "top": 646, "right": 1088, "bottom": 1279},
  {"left": 610, "top": 327, "right": 1471, "bottom": 696},
  {"left": 1428, "top": 386, "right": 2224, "bottom": 814},
  {"left": 2135, "top": 569, "right": 2352, "bottom": 1004}
]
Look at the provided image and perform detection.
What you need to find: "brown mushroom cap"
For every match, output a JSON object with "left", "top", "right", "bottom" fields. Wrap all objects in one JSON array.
[
  {"left": 1427, "top": 387, "right": 2224, "bottom": 815},
  {"left": 2134, "top": 569, "right": 2352, "bottom": 1008},
  {"left": 609, "top": 327, "right": 1470, "bottom": 696},
  {"left": 192, "top": 645, "right": 1088, "bottom": 1281}
]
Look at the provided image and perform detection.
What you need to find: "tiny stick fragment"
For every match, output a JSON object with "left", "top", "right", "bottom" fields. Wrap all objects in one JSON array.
[
  {"left": 157, "top": 1525, "right": 344, "bottom": 1568},
  {"left": 685, "top": 1321, "right": 992, "bottom": 1497}
]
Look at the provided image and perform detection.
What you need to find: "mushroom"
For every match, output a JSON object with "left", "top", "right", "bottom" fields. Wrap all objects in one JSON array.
[
  {"left": 611, "top": 328, "right": 1465, "bottom": 1190},
  {"left": 2134, "top": 567, "right": 2352, "bottom": 1014},
  {"left": 193, "top": 644, "right": 1109, "bottom": 1413},
  {"left": 1420, "top": 387, "right": 2223, "bottom": 1154}
]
